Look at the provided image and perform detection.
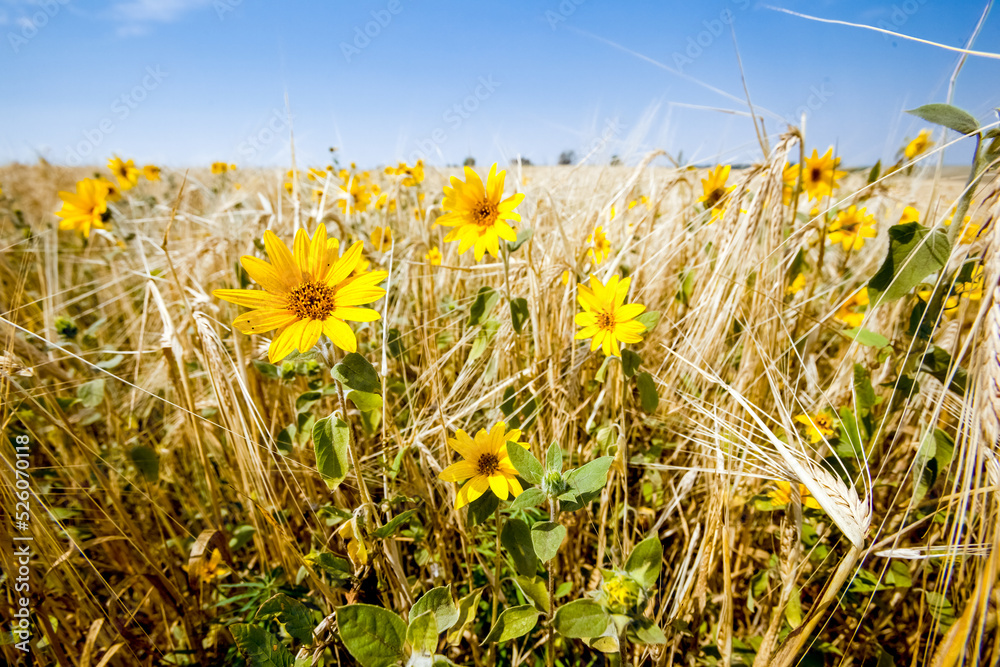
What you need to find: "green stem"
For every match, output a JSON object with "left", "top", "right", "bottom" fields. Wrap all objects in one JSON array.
[{"left": 489, "top": 504, "right": 503, "bottom": 664}]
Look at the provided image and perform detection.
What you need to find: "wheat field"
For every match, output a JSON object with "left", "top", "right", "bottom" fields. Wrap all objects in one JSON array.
[{"left": 1, "top": 123, "right": 999, "bottom": 667}]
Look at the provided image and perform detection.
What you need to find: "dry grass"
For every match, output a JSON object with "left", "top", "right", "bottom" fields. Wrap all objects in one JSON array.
[{"left": 1, "top": 142, "right": 997, "bottom": 667}]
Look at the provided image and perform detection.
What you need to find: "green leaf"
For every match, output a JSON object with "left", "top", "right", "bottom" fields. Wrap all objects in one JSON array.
[
  {"left": 785, "top": 586, "right": 803, "bottom": 628},
  {"left": 313, "top": 416, "right": 351, "bottom": 491},
  {"left": 509, "top": 487, "right": 546, "bottom": 511},
  {"left": 467, "top": 490, "right": 499, "bottom": 526},
  {"left": 844, "top": 327, "right": 890, "bottom": 348},
  {"left": 510, "top": 297, "right": 530, "bottom": 334},
  {"left": 629, "top": 618, "right": 667, "bottom": 645},
  {"left": 336, "top": 604, "right": 406, "bottom": 667},
  {"left": 868, "top": 223, "right": 951, "bottom": 307},
  {"left": 635, "top": 311, "right": 661, "bottom": 333},
  {"left": 411, "top": 586, "right": 459, "bottom": 634},
  {"left": 447, "top": 587, "right": 484, "bottom": 644},
  {"left": 836, "top": 407, "right": 864, "bottom": 458},
  {"left": 501, "top": 518, "right": 538, "bottom": 576},
  {"left": 530, "top": 522, "right": 566, "bottom": 563},
  {"left": 553, "top": 599, "right": 611, "bottom": 639},
  {"left": 468, "top": 286, "right": 500, "bottom": 326},
  {"left": 406, "top": 610, "right": 438, "bottom": 656},
  {"left": 480, "top": 605, "right": 540, "bottom": 645},
  {"left": 636, "top": 372, "right": 659, "bottom": 413},
  {"left": 129, "top": 445, "right": 159, "bottom": 483},
  {"left": 506, "top": 442, "right": 543, "bottom": 485},
  {"left": 853, "top": 364, "right": 877, "bottom": 419},
  {"left": 562, "top": 457, "right": 614, "bottom": 503},
  {"left": 907, "top": 104, "right": 979, "bottom": 136},
  {"left": 625, "top": 535, "right": 663, "bottom": 589},
  {"left": 386, "top": 328, "right": 405, "bottom": 359},
  {"left": 594, "top": 356, "right": 616, "bottom": 383},
  {"left": 545, "top": 442, "right": 562, "bottom": 473},
  {"left": 256, "top": 594, "right": 313, "bottom": 644},
  {"left": 372, "top": 509, "right": 417, "bottom": 539},
  {"left": 924, "top": 590, "right": 956, "bottom": 626},
  {"left": 346, "top": 390, "right": 383, "bottom": 413},
  {"left": 295, "top": 390, "right": 322, "bottom": 412},
  {"left": 507, "top": 227, "right": 534, "bottom": 252},
  {"left": 468, "top": 330, "right": 490, "bottom": 363},
  {"left": 621, "top": 349, "right": 642, "bottom": 378},
  {"left": 867, "top": 160, "right": 881, "bottom": 185},
  {"left": 333, "top": 353, "right": 381, "bottom": 394},
  {"left": 77, "top": 378, "right": 105, "bottom": 408},
  {"left": 920, "top": 346, "right": 968, "bottom": 396},
  {"left": 514, "top": 575, "right": 550, "bottom": 613},
  {"left": 229, "top": 623, "right": 294, "bottom": 667}
]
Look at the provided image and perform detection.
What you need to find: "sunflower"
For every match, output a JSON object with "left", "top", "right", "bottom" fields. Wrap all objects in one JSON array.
[
  {"left": 96, "top": 177, "right": 122, "bottom": 202},
  {"left": 438, "top": 422, "right": 525, "bottom": 509},
  {"left": 108, "top": 156, "right": 140, "bottom": 191},
  {"left": 768, "top": 480, "right": 822, "bottom": 510},
  {"left": 143, "top": 165, "right": 161, "bottom": 182},
  {"left": 781, "top": 163, "right": 800, "bottom": 206},
  {"left": 55, "top": 178, "right": 109, "bottom": 238},
  {"left": 211, "top": 162, "right": 230, "bottom": 175},
  {"left": 213, "top": 224, "right": 388, "bottom": 362},
  {"left": 794, "top": 412, "right": 835, "bottom": 444},
  {"left": 827, "top": 205, "right": 877, "bottom": 251},
  {"left": 835, "top": 289, "right": 868, "bottom": 328},
  {"left": 370, "top": 226, "right": 392, "bottom": 251},
  {"left": 436, "top": 164, "right": 525, "bottom": 261},
  {"left": 899, "top": 205, "right": 920, "bottom": 225},
  {"left": 904, "top": 129, "right": 932, "bottom": 160},
  {"left": 801, "top": 149, "right": 846, "bottom": 201},
  {"left": 574, "top": 274, "right": 647, "bottom": 357},
  {"left": 335, "top": 172, "right": 374, "bottom": 215},
  {"left": 424, "top": 246, "right": 442, "bottom": 266},
  {"left": 698, "top": 164, "right": 736, "bottom": 222},
  {"left": 587, "top": 225, "right": 611, "bottom": 264}
]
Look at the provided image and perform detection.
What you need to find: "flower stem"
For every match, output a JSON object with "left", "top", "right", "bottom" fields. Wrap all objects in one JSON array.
[{"left": 489, "top": 504, "right": 503, "bottom": 664}]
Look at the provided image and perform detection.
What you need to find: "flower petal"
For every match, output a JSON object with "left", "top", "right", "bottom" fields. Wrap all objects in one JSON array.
[
  {"left": 214, "top": 288, "right": 286, "bottom": 310},
  {"left": 439, "top": 460, "right": 478, "bottom": 482}
]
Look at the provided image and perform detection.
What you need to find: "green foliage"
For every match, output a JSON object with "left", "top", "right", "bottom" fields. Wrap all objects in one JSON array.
[
  {"left": 636, "top": 372, "right": 659, "bottom": 412},
  {"left": 635, "top": 310, "right": 661, "bottom": 333},
  {"left": 906, "top": 104, "right": 979, "bottom": 136},
  {"left": 844, "top": 327, "right": 890, "bottom": 348},
  {"left": 621, "top": 349, "right": 642, "bottom": 378},
  {"left": 313, "top": 415, "right": 351, "bottom": 491},
  {"left": 373, "top": 509, "right": 418, "bottom": 539},
  {"left": 507, "top": 442, "right": 543, "bottom": 485},
  {"left": 560, "top": 456, "right": 614, "bottom": 510},
  {"left": 254, "top": 593, "right": 313, "bottom": 644},
  {"left": 411, "top": 586, "right": 459, "bottom": 634},
  {"left": 553, "top": 599, "right": 611, "bottom": 639},
  {"left": 448, "top": 588, "right": 484, "bottom": 644},
  {"left": 406, "top": 610, "right": 438, "bottom": 656},
  {"left": 624, "top": 536, "right": 663, "bottom": 589},
  {"left": 501, "top": 518, "right": 538, "bottom": 576},
  {"left": 468, "top": 286, "right": 500, "bottom": 326},
  {"left": 77, "top": 378, "right": 105, "bottom": 408},
  {"left": 129, "top": 444, "right": 159, "bottom": 482},
  {"left": 507, "top": 227, "right": 534, "bottom": 252},
  {"left": 530, "top": 521, "right": 566, "bottom": 562},
  {"left": 868, "top": 222, "right": 950, "bottom": 307},
  {"left": 510, "top": 297, "right": 529, "bottom": 333},
  {"left": 481, "top": 605, "right": 540, "bottom": 644},
  {"left": 336, "top": 604, "right": 407, "bottom": 667},
  {"left": 333, "top": 352, "right": 382, "bottom": 394},
  {"left": 509, "top": 487, "right": 545, "bottom": 511},
  {"left": 346, "top": 390, "right": 383, "bottom": 412},
  {"left": 229, "top": 623, "right": 295, "bottom": 667},
  {"left": 514, "top": 575, "right": 550, "bottom": 613}
]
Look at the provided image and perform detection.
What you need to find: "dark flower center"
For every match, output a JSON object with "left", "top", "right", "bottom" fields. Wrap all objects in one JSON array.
[
  {"left": 597, "top": 312, "right": 615, "bottom": 330},
  {"left": 809, "top": 167, "right": 822, "bottom": 183},
  {"left": 473, "top": 200, "right": 499, "bottom": 227},
  {"left": 287, "top": 281, "right": 336, "bottom": 320},
  {"left": 477, "top": 453, "right": 500, "bottom": 475}
]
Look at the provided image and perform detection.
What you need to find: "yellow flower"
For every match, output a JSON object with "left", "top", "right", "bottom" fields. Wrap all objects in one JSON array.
[
  {"left": 610, "top": 205, "right": 616, "bottom": 220},
  {"left": 587, "top": 225, "right": 611, "bottom": 265},
  {"left": 698, "top": 164, "right": 736, "bottom": 222},
  {"left": 213, "top": 224, "right": 388, "bottom": 362},
  {"left": 768, "top": 480, "right": 822, "bottom": 510},
  {"left": 900, "top": 206, "right": 920, "bottom": 224},
  {"left": 835, "top": 289, "right": 869, "bottom": 328},
  {"left": 801, "top": 148, "right": 846, "bottom": 201},
  {"left": 561, "top": 270, "right": 570, "bottom": 286},
  {"left": 374, "top": 193, "right": 389, "bottom": 210},
  {"left": 828, "top": 205, "right": 877, "bottom": 251},
  {"left": 211, "top": 162, "right": 230, "bottom": 175},
  {"left": 945, "top": 213, "right": 981, "bottom": 244},
  {"left": 425, "top": 246, "right": 442, "bottom": 266},
  {"left": 307, "top": 167, "right": 327, "bottom": 181},
  {"left": 904, "top": 129, "right": 932, "bottom": 160},
  {"left": 335, "top": 172, "right": 374, "bottom": 214},
  {"left": 96, "top": 177, "right": 122, "bottom": 202},
  {"left": 794, "top": 412, "right": 835, "bottom": 444},
  {"left": 370, "top": 226, "right": 393, "bottom": 251},
  {"left": 786, "top": 273, "right": 806, "bottom": 295},
  {"left": 143, "top": 165, "right": 161, "bottom": 181},
  {"left": 438, "top": 422, "right": 525, "bottom": 509},
  {"left": 108, "top": 156, "right": 140, "bottom": 191},
  {"left": 402, "top": 160, "right": 424, "bottom": 187},
  {"left": 336, "top": 515, "right": 370, "bottom": 569},
  {"left": 55, "top": 178, "right": 109, "bottom": 238},
  {"left": 956, "top": 265, "right": 985, "bottom": 302},
  {"left": 436, "top": 164, "right": 525, "bottom": 261},
  {"left": 602, "top": 574, "right": 644, "bottom": 613},
  {"left": 230, "top": 164, "right": 237, "bottom": 172},
  {"left": 574, "top": 274, "right": 647, "bottom": 357},
  {"left": 781, "top": 163, "right": 799, "bottom": 206}
]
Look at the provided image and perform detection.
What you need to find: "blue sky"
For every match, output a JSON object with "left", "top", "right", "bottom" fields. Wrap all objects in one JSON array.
[{"left": 1, "top": 0, "right": 998, "bottom": 168}]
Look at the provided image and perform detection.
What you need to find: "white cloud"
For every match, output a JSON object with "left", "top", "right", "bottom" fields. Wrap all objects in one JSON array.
[{"left": 109, "top": 0, "right": 214, "bottom": 34}]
